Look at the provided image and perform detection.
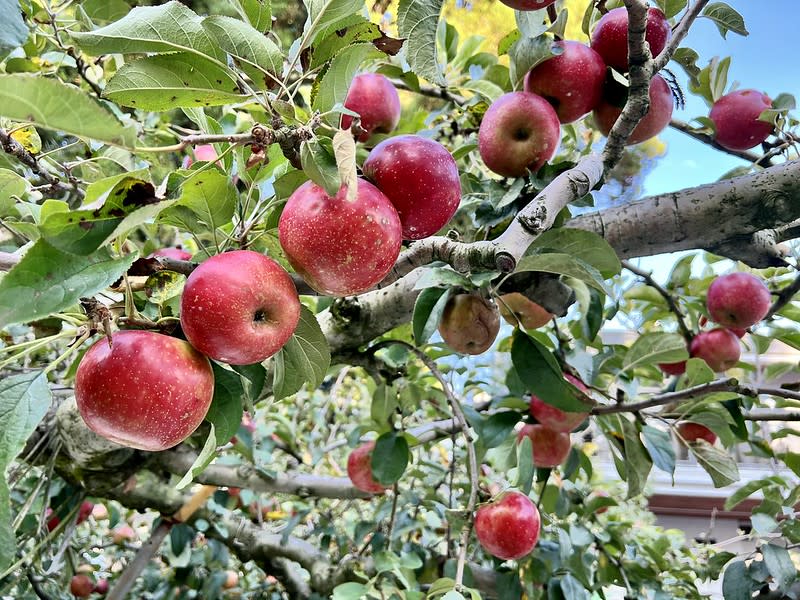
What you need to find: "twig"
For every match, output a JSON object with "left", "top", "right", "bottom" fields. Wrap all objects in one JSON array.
[
  {"left": 26, "top": 571, "right": 53, "bottom": 600},
  {"left": 652, "top": 0, "right": 712, "bottom": 73},
  {"left": 48, "top": 8, "right": 103, "bottom": 96},
  {"left": 766, "top": 271, "right": 800, "bottom": 319},
  {"left": 669, "top": 119, "right": 769, "bottom": 165},
  {"left": 386, "top": 484, "right": 400, "bottom": 541},
  {"left": 0, "top": 128, "right": 76, "bottom": 197}
]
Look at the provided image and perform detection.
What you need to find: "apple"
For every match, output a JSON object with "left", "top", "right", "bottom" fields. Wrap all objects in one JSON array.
[
  {"left": 658, "top": 360, "right": 687, "bottom": 376},
  {"left": 92, "top": 503, "right": 109, "bottom": 520},
  {"left": 474, "top": 490, "right": 541, "bottom": 560},
  {"left": 689, "top": 328, "right": 741, "bottom": 372},
  {"left": 75, "top": 330, "right": 214, "bottom": 451},
  {"left": 223, "top": 570, "right": 239, "bottom": 589},
  {"left": 341, "top": 73, "right": 401, "bottom": 142},
  {"left": 77, "top": 501, "right": 94, "bottom": 525},
  {"left": 45, "top": 507, "right": 60, "bottom": 532},
  {"left": 94, "top": 579, "right": 109, "bottom": 595},
  {"left": 180, "top": 250, "right": 301, "bottom": 365},
  {"left": 438, "top": 294, "right": 500, "bottom": 355},
  {"left": 478, "top": 91, "right": 561, "bottom": 178},
  {"left": 523, "top": 41, "right": 607, "bottom": 123},
  {"left": 498, "top": 0, "right": 556, "bottom": 10},
  {"left": 676, "top": 421, "right": 717, "bottom": 445},
  {"left": 498, "top": 292, "right": 553, "bottom": 330},
  {"left": 70, "top": 574, "right": 94, "bottom": 598},
  {"left": 529, "top": 373, "right": 590, "bottom": 433},
  {"left": 112, "top": 524, "right": 136, "bottom": 545},
  {"left": 590, "top": 7, "right": 671, "bottom": 73},
  {"left": 709, "top": 89, "right": 774, "bottom": 151},
  {"left": 362, "top": 135, "right": 461, "bottom": 240},
  {"left": 706, "top": 272, "right": 772, "bottom": 329},
  {"left": 278, "top": 179, "right": 402, "bottom": 296},
  {"left": 150, "top": 247, "right": 192, "bottom": 261},
  {"left": 588, "top": 490, "right": 611, "bottom": 514},
  {"left": 347, "top": 441, "right": 389, "bottom": 494},
  {"left": 593, "top": 74, "right": 674, "bottom": 145},
  {"left": 729, "top": 327, "right": 747, "bottom": 339},
  {"left": 194, "top": 144, "right": 220, "bottom": 164},
  {"left": 516, "top": 424, "right": 571, "bottom": 467}
]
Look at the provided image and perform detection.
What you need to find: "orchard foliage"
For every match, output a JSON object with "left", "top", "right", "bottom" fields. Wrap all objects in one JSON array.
[{"left": 0, "top": 0, "right": 799, "bottom": 599}]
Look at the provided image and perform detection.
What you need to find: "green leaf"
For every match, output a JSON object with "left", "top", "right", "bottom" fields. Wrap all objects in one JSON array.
[
  {"left": 622, "top": 332, "right": 688, "bottom": 372},
  {"left": 0, "top": 0, "right": 27, "bottom": 52},
  {"left": 527, "top": 228, "right": 621, "bottom": 279},
  {"left": 685, "top": 411, "right": 735, "bottom": 447},
  {"left": 682, "top": 357, "right": 715, "bottom": 387},
  {"left": 232, "top": 0, "right": 272, "bottom": 32},
  {"left": 302, "top": 0, "right": 366, "bottom": 49},
  {"left": 80, "top": 0, "right": 131, "bottom": 24},
  {"left": 722, "top": 561, "right": 753, "bottom": 600},
  {"left": 0, "top": 373, "right": 52, "bottom": 571},
  {"left": 701, "top": 2, "right": 749, "bottom": 38},
  {"left": 724, "top": 478, "right": 772, "bottom": 511},
  {"left": 672, "top": 47, "right": 701, "bottom": 86},
  {"left": 0, "top": 168, "right": 28, "bottom": 214},
  {"left": 176, "top": 424, "right": 218, "bottom": 489},
  {"left": 515, "top": 434, "right": 534, "bottom": 495},
  {"left": 619, "top": 416, "right": 652, "bottom": 498},
  {"left": 158, "top": 170, "right": 238, "bottom": 235},
  {"left": 509, "top": 35, "right": 553, "bottom": 89},
  {"left": 642, "top": 425, "right": 675, "bottom": 475},
  {"left": 0, "top": 240, "right": 136, "bottom": 328},
  {"left": 300, "top": 138, "right": 340, "bottom": 196},
  {"left": 707, "top": 551, "right": 736, "bottom": 579},
  {"left": 515, "top": 253, "right": 609, "bottom": 294},
  {"left": 652, "top": 0, "right": 688, "bottom": 19},
  {"left": 371, "top": 383, "right": 398, "bottom": 426},
  {"left": 371, "top": 431, "right": 409, "bottom": 485},
  {"left": 482, "top": 412, "right": 521, "bottom": 449},
  {"left": 332, "top": 582, "right": 369, "bottom": 600},
  {"left": 0, "top": 75, "right": 135, "bottom": 147},
  {"left": 202, "top": 16, "right": 282, "bottom": 90},
  {"left": 312, "top": 43, "right": 384, "bottom": 115},
  {"left": 412, "top": 286, "right": 450, "bottom": 345},
  {"left": 104, "top": 53, "right": 243, "bottom": 111},
  {"left": 690, "top": 441, "right": 740, "bottom": 488},
  {"left": 311, "top": 18, "right": 386, "bottom": 69},
  {"left": 71, "top": 1, "right": 224, "bottom": 61},
  {"left": 559, "top": 574, "right": 590, "bottom": 600},
  {"left": 397, "top": 0, "right": 446, "bottom": 85},
  {"left": 206, "top": 364, "right": 244, "bottom": 445},
  {"left": 761, "top": 544, "right": 796, "bottom": 592},
  {"left": 272, "top": 306, "right": 331, "bottom": 400},
  {"left": 413, "top": 267, "right": 472, "bottom": 290}
]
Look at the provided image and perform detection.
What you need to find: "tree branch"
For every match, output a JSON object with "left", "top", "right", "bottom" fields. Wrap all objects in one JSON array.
[
  {"left": 0, "top": 128, "right": 77, "bottom": 198},
  {"left": 669, "top": 118, "right": 768, "bottom": 165},
  {"left": 766, "top": 270, "right": 800, "bottom": 319},
  {"left": 652, "top": 0, "right": 712, "bottom": 73},
  {"left": 622, "top": 259, "right": 693, "bottom": 342}
]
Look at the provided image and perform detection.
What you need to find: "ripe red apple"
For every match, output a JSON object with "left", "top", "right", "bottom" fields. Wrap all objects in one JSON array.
[
  {"left": 94, "top": 579, "right": 109, "bottom": 595},
  {"left": 709, "top": 89, "right": 774, "bottom": 151},
  {"left": 676, "top": 421, "right": 717, "bottom": 445},
  {"left": 474, "top": 490, "right": 541, "bottom": 560},
  {"left": 478, "top": 91, "right": 561, "bottom": 178},
  {"left": 590, "top": 7, "right": 671, "bottom": 72},
  {"left": 658, "top": 360, "right": 687, "bottom": 376},
  {"left": 75, "top": 330, "right": 214, "bottom": 451},
  {"left": 112, "top": 524, "right": 136, "bottom": 545},
  {"left": 180, "top": 250, "right": 301, "bottom": 365},
  {"left": 278, "top": 179, "right": 402, "bottom": 296},
  {"left": 729, "top": 327, "right": 747, "bottom": 339},
  {"left": 362, "top": 135, "right": 461, "bottom": 240},
  {"left": 689, "top": 328, "right": 741, "bottom": 372},
  {"left": 150, "top": 247, "right": 192, "bottom": 261},
  {"left": 341, "top": 73, "right": 401, "bottom": 142},
  {"left": 706, "top": 272, "right": 772, "bottom": 329},
  {"left": 529, "top": 373, "right": 590, "bottom": 432},
  {"left": 593, "top": 74, "right": 673, "bottom": 145},
  {"left": 516, "top": 424, "right": 571, "bottom": 468},
  {"left": 70, "top": 574, "right": 94, "bottom": 598},
  {"left": 438, "top": 294, "right": 500, "bottom": 355},
  {"left": 347, "top": 441, "right": 390, "bottom": 494},
  {"left": 77, "top": 501, "right": 94, "bottom": 525},
  {"left": 498, "top": 0, "right": 556, "bottom": 9},
  {"left": 498, "top": 292, "right": 553, "bottom": 330},
  {"left": 523, "top": 41, "right": 607, "bottom": 123}
]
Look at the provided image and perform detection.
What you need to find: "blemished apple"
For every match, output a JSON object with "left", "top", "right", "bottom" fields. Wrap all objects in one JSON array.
[
  {"left": 523, "top": 40, "right": 607, "bottom": 123},
  {"left": 498, "top": 292, "right": 553, "bottom": 330},
  {"left": 658, "top": 360, "right": 687, "bottom": 376},
  {"left": 341, "top": 73, "right": 401, "bottom": 142},
  {"left": 362, "top": 135, "right": 461, "bottom": 240},
  {"left": 180, "top": 250, "right": 301, "bottom": 365},
  {"left": 529, "top": 373, "right": 590, "bottom": 433},
  {"left": 70, "top": 574, "right": 94, "bottom": 598},
  {"left": 347, "top": 441, "right": 390, "bottom": 494},
  {"left": 709, "top": 89, "right": 774, "bottom": 151},
  {"left": 706, "top": 272, "right": 772, "bottom": 329},
  {"left": 474, "top": 490, "right": 541, "bottom": 560},
  {"left": 593, "top": 74, "right": 674, "bottom": 145},
  {"left": 150, "top": 247, "right": 192, "bottom": 261},
  {"left": 689, "top": 328, "right": 741, "bottom": 372},
  {"left": 279, "top": 179, "right": 402, "bottom": 296},
  {"left": 676, "top": 421, "right": 717, "bottom": 445},
  {"left": 590, "top": 7, "right": 671, "bottom": 73},
  {"left": 438, "top": 294, "right": 501, "bottom": 355},
  {"left": 499, "top": 0, "right": 556, "bottom": 10},
  {"left": 75, "top": 330, "right": 214, "bottom": 451},
  {"left": 478, "top": 91, "right": 561, "bottom": 178},
  {"left": 517, "top": 424, "right": 571, "bottom": 467}
]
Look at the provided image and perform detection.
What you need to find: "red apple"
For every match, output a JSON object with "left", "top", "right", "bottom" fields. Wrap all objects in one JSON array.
[
  {"left": 112, "top": 524, "right": 136, "bottom": 545},
  {"left": 278, "top": 179, "right": 402, "bottom": 296},
  {"left": 474, "top": 490, "right": 541, "bottom": 560},
  {"left": 523, "top": 41, "right": 607, "bottom": 123},
  {"left": 676, "top": 421, "right": 717, "bottom": 445},
  {"left": 362, "top": 135, "right": 461, "bottom": 240},
  {"left": 45, "top": 507, "right": 60, "bottom": 532},
  {"left": 516, "top": 424, "right": 571, "bottom": 467},
  {"left": 341, "top": 73, "right": 401, "bottom": 142},
  {"left": 347, "top": 441, "right": 390, "bottom": 494},
  {"left": 193, "top": 144, "right": 220, "bottom": 164},
  {"left": 150, "top": 247, "right": 192, "bottom": 261},
  {"left": 180, "top": 250, "right": 301, "bottom": 365},
  {"left": 590, "top": 7, "right": 671, "bottom": 72},
  {"left": 588, "top": 490, "right": 611, "bottom": 514},
  {"left": 75, "top": 330, "right": 214, "bottom": 451},
  {"left": 77, "top": 501, "right": 94, "bottom": 525},
  {"left": 529, "top": 374, "right": 590, "bottom": 433},
  {"left": 70, "top": 574, "right": 94, "bottom": 598},
  {"left": 498, "top": 0, "right": 556, "bottom": 9},
  {"left": 478, "top": 91, "right": 561, "bottom": 178},
  {"left": 438, "top": 294, "right": 500, "bottom": 355},
  {"left": 223, "top": 570, "right": 239, "bottom": 589},
  {"left": 593, "top": 74, "right": 674, "bottom": 145},
  {"left": 709, "top": 89, "right": 774, "bottom": 151},
  {"left": 706, "top": 272, "right": 772, "bottom": 329},
  {"left": 658, "top": 360, "right": 687, "bottom": 376},
  {"left": 94, "top": 579, "right": 109, "bottom": 595},
  {"left": 729, "top": 327, "right": 747, "bottom": 339},
  {"left": 689, "top": 328, "right": 741, "bottom": 372},
  {"left": 498, "top": 292, "right": 553, "bottom": 330}
]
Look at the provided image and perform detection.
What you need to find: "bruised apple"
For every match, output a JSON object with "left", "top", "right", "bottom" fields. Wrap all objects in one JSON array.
[
  {"left": 517, "top": 424, "right": 571, "bottom": 467},
  {"left": 438, "top": 294, "right": 500, "bottom": 355},
  {"left": 529, "top": 374, "right": 590, "bottom": 433},
  {"left": 75, "top": 330, "right": 214, "bottom": 451},
  {"left": 474, "top": 490, "right": 541, "bottom": 560},
  {"left": 347, "top": 441, "right": 389, "bottom": 494},
  {"left": 498, "top": 292, "right": 553, "bottom": 329}
]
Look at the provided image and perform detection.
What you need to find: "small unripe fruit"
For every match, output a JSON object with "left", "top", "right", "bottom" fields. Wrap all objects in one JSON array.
[
  {"left": 706, "top": 272, "right": 771, "bottom": 329},
  {"left": 474, "top": 491, "right": 541, "bottom": 560},
  {"left": 94, "top": 579, "right": 109, "bottom": 595},
  {"left": 347, "top": 441, "right": 390, "bottom": 494},
  {"left": 438, "top": 294, "right": 500, "bottom": 355},
  {"left": 112, "top": 524, "right": 136, "bottom": 545}
]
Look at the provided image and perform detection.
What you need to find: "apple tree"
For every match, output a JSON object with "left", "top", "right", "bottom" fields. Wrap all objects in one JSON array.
[{"left": 0, "top": 0, "right": 799, "bottom": 598}]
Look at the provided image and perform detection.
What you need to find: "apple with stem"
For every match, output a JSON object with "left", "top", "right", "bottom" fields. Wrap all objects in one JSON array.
[
  {"left": 593, "top": 74, "right": 674, "bottom": 145},
  {"left": 709, "top": 89, "right": 774, "bottom": 151},
  {"left": 347, "top": 441, "right": 389, "bottom": 494},
  {"left": 498, "top": 292, "right": 553, "bottom": 330},
  {"left": 523, "top": 40, "right": 607, "bottom": 123},
  {"left": 676, "top": 421, "right": 717, "bottom": 445},
  {"left": 517, "top": 424, "right": 571, "bottom": 468},
  {"left": 341, "top": 73, "right": 401, "bottom": 142},
  {"left": 590, "top": 7, "right": 671, "bottom": 73},
  {"left": 474, "top": 490, "right": 541, "bottom": 560},
  {"left": 689, "top": 328, "right": 741, "bottom": 372},
  {"left": 478, "top": 91, "right": 561, "bottom": 178},
  {"left": 706, "top": 272, "right": 772, "bottom": 329},
  {"left": 438, "top": 293, "right": 501, "bottom": 355},
  {"left": 279, "top": 179, "right": 402, "bottom": 296},
  {"left": 180, "top": 250, "right": 301, "bottom": 365},
  {"left": 362, "top": 135, "right": 461, "bottom": 240},
  {"left": 75, "top": 330, "right": 214, "bottom": 451},
  {"left": 529, "top": 373, "right": 590, "bottom": 433}
]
